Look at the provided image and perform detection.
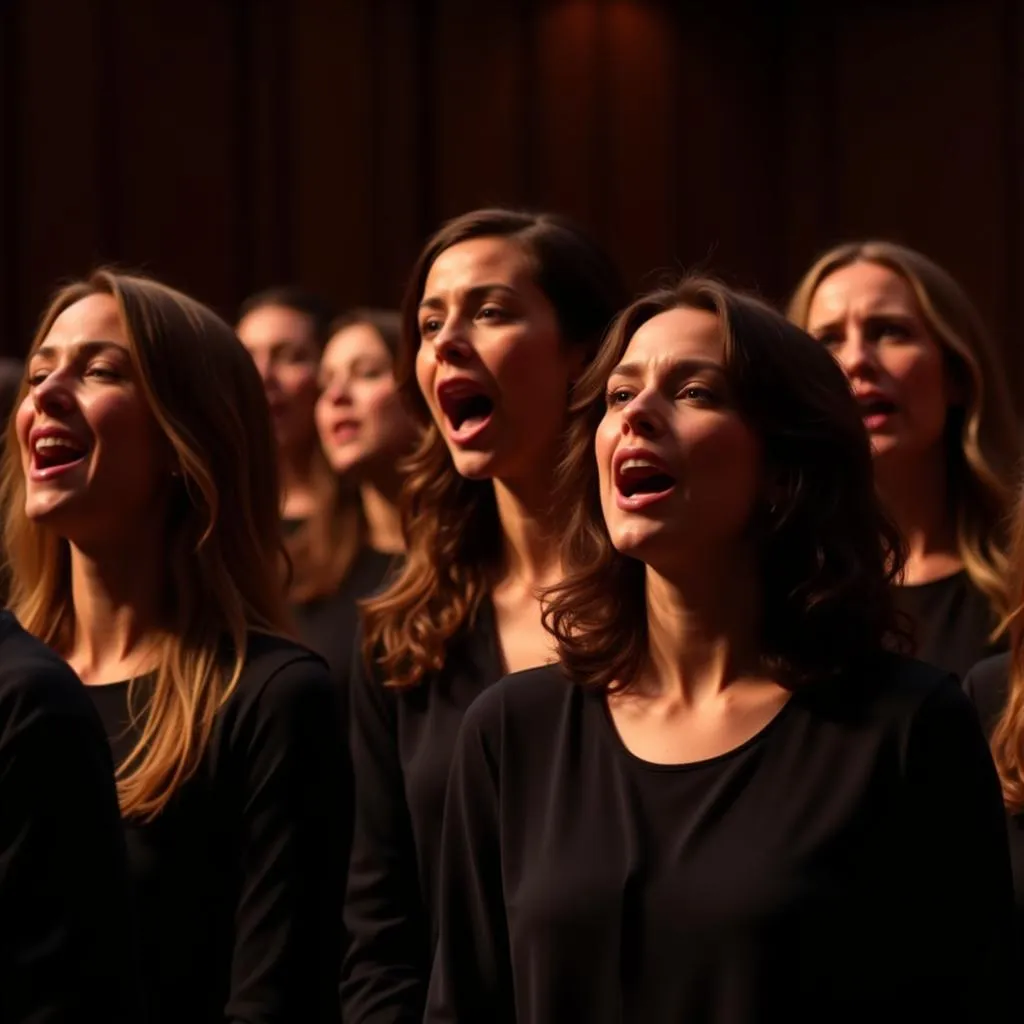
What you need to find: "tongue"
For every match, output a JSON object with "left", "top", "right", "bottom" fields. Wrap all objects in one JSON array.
[{"left": 37, "top": 446, "right": 85, "bottom": 469}]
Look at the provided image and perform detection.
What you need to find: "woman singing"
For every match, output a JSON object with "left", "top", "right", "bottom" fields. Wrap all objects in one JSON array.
[
  {"left": 429, "top": 278, "right": 1015, "bottom": 1022},
  {"left": 3, "top": 270, "right": 348, "bottom": 1024}
]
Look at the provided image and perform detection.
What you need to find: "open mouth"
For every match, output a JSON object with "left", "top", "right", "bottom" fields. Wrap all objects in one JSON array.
[
  {"left": 857, "top": 397, "right": 898, "bottom": 420},
  {"left": 438, "top": 384, "right": 495, "bottom": 436},
  {"left": 32, "top": 436, "right": 88, "bottom": 472},
  {"left": 616, "top": 460, "right": 677, "bottom": 499}
]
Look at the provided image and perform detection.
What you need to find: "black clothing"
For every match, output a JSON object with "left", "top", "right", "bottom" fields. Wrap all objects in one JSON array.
[
  {"left": 963, "top": 651, "right": 1024, "bottom": 957},
  {"left": 342, "top": 600, "right": 504, "bottom": 1023},
  {"left": 292, "top": 547, "right": 397, "bottom": 694},
  {"left": 0, "top": 610, "right": 140, "bottom": 1023},
  {"left": 88, "top": 631, "right": 347, "bottom": 1024},
  {"left": 428, "top": 656, "right": 1016, "bottom": 1023},
  {"left": 893, "top": 570, "right": 1003, "bottom": 679}
]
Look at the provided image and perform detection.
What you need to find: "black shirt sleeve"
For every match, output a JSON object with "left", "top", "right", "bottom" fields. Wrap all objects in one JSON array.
[
  {"left": 223, "top": 654, "right": 348, "bottom": 1024},
  {"left": 342, "top": 641, "right": 430, "bottom": 1023},
  {"left": 0, "top": 665, "right": 140, "bottom": 1023},
  {"left": 899, "top": 679, "right": 1017, "bottom": 1018},
  {"left": 425, "top": 697, "right": 514, "bottom": 1024}
]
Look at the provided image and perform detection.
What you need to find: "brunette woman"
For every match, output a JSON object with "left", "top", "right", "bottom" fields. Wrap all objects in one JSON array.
[
  {"left": 3, "top": 270, "right": 347, "bottom": 1023},
  {"left": 341, "top": 209, "right": 627, "bottom": 1021},
  {"left": 789, "top": 243, "right": 1019, "bottom": 678},
  {"left": 292, "top": 309, "right": 418, "bottom": 687},
  {"left": 428, "top": 278, "right": 1015, "bottom": 1022},
  {"left": 963, "top": 484, "right": 1024, "bottom": 957},
  {"left": 237, "top": 286, "right": 336, "bottom": 531},
  {"left": 0, "top": 611, "right": 140, "bottom": 1021}
]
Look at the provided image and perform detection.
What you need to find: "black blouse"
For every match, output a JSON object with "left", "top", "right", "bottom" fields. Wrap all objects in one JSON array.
[
  {"left": 342, "top": 600, "right": 504, "bottom": 1023},
  {"left": 88, "top": 631, "right": 347, "bottom": 1024},
  {"left": 428, "top": 655, "right": 1016, "bottom": 1023},
  {"left": 0, "top": 611, "right": 140, "bottom": 1022},
  {"left": 963, "top": 652, "right": 1024, "bottom": 958},
  {"left": 893, "top": 570, "right": 1003, "bottom": 679}
]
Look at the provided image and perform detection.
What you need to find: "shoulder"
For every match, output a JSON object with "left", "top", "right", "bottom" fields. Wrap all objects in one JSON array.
[
  {"left": 962, "top": 651, "right": 1010, "bottom": 736},
  {"left": 227, "top": 630, "right": 335, "bottom": 721},
  {"left": 0, "top": 612, "right": 95, "bottom": 742},
  {"left": 461, "top": 663, "right": 577, "bottom": 742}
]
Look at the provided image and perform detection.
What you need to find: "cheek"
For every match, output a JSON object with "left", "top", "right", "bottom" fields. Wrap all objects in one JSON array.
[
  {"left": 490, "top": 329, "right": 569, "bottom": 406},
  {"left": 14, "top": 399, "right": 32, "bottom": 454},
  {"left": 278, "top": 366, "right": 319, "bottom": 405},
  {"left": 688, "top": 422, "right": 761, "bottom": 510},
  {"left": 883, "top": 348, "right": 949, "bottom": 421}
]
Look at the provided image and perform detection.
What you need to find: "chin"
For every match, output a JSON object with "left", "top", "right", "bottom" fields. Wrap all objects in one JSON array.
[
  {"left": 447, "top": 449, "right": 500, "bottom": 482},
  {"left": 608, "top": 521, "right": 665, "bottom": 560}
]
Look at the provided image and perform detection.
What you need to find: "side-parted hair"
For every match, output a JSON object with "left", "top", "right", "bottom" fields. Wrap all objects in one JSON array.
[
  {"left": 990, "top": 484, "right": 1024, "bottom": 812},
  {"left": 1, "top": 269, "right": 291, "bottom": 820},
  {"left": 543, "top": 277, "right": 907, "bottom": 691},
  {"left": 362, "top": 208, "right": 629, "bottom": 688},
  {"left": 290, "top": 309, "right": 403, "bottom": 603},
  {"left": 788, "top": 241, "right": 1020, "bottom": 633}
]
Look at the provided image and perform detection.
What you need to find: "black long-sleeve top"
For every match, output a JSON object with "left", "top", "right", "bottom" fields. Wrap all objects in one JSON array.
[
  {"left": 893, "top": 570, "right": 1004, "bottom": 679},
  {"left": 428, "top": 654, "right": 1016, "bottom": 1023},
  {"left": 0, "top": 611, "right": 141, "bottom": 1023},
  {"left": 88, "top": 631, "right": 347, "bottom": 1024},
  {"left": 342, "top": 600, "right": 503, "bottom": 1023},
  {"left": 963, "top": 651, "right": 1024, "bottom": 958}
]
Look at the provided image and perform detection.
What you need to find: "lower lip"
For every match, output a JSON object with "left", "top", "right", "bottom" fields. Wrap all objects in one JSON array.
[
  {"left": 29, "top": 455, "right": 87, "bottom": 481},
  {"left": 862, "top": 410, "right": 896, "bottom": 431},
  {"left": 447, "top": 412, "right": 494, "bottom": 446},
  {"left": 615, "top": 485, "right": 675, "bottom": 512},
  {"left": 331, "top": 424, "right": 359, "bottom": 443}
]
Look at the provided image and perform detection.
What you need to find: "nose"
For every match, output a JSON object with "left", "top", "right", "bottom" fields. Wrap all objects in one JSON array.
[
  {"left": 620, "top": 390, "right": 665, "bottom": 440},
  {"left": 833, "top": 329, "right": 878, "bottom": 382},
  {"left": 31, "top": 370, "right": 75, "bottom": 416},
  {"left": 322, "top": 376, "right": 353, "bottom": 406},
  {"left": 431, "top": 318, "right": 473, "bottom": 367}
]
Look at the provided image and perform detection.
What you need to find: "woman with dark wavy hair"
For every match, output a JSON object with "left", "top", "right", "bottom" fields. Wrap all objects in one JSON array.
[
  {"left": 341, "top": 208, "right": 627, "bottom": 1021},
  {"left": 427, "top": 278, "right": 1014, "bottom": 1022}
]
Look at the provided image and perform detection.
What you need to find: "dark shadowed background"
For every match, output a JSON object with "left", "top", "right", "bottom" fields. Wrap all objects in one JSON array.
[{"left": 2, "top": 0, "right": 1022, "bottom": 400}]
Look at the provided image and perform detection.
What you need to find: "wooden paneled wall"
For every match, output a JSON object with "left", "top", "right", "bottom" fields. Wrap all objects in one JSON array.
[{"left": 2, "top": 0, "right": 1022, "bottom": 393}]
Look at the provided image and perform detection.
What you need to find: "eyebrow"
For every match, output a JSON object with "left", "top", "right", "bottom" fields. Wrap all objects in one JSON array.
[
  {"left": 32, "top": 339, "right": 128, "bottom": 361},
  {"left": 808, "top": 309, "right": 917, "bottom": 332},
  {"left": 418, "top": 283, "right": 519, "bottom": 312},
  {"left": 609, "top": 357, "right": 724, "bottom": 379}
]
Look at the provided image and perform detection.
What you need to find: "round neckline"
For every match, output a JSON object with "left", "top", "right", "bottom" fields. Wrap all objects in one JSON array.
[
  {"left": 895, "top": 568, "right": 967, "bottom": 593},
  {"left": 595, "top": 687, "right": 798, "bottom": 773}
]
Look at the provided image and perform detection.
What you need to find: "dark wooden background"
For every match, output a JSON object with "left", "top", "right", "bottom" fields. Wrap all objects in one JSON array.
[{"left": 2, "top": 0, "right": 1022, "bottom": 393}]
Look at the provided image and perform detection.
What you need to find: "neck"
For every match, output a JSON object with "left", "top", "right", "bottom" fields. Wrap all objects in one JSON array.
[
  {"left": 874, "top": 446, "right": 959, "bottom": 583},
  {"left": 492, "top": 474, "right": 562, "bottom": 589},
  {"left": 642, "top": 550, "right": 761, "bottom": 704},
  {"left": 360, "top": 469, "right": 405, "bottom": 555},
  {"left": 68, "top": 537, "right": 167, "bottom": 682},
  {"left": 279, "top": 443, "right": 318, "bottom": 520}
]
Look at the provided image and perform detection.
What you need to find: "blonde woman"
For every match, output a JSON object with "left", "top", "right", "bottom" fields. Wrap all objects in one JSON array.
[
  {"left": 789, "top": 242, "right": 1020, "bottom": 677},
  {"left": 2, "top": 270, "right": 347, "bottom": 1024}
]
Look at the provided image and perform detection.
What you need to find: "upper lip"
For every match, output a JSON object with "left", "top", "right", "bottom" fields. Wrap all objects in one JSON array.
[
  {"left": 29, "top": 425, "right": 89, "bottom": 452},
  {"left": 612, "top": 446, "right": 674, "bottom": 487},
  {"left": 852, "top": 388, "right": 896, "bottom": 410}
]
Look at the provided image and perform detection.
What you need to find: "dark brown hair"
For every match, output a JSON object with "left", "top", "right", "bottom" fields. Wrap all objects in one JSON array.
[
  {"left": 289, "top": 309, "right": 404, "bottom": 603},
  {"left": 789, "top": 241, "right": 1019, "bottom": 634},
  {"left": 362, "top": 208, "right": 628, "bottom": 688},
  {"left": 237, "top": 285, "right": 336, "bottom": 349},
  {"left": 543, "top": 277, "right": 907, "bottom": 692}
]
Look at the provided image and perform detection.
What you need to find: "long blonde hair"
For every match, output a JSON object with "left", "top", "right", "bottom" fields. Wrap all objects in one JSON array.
[
  {"left": 1, "top": 270, "right": 291, "bottom": 820},
  {"left": 788, "top": 241, "right": 1020, "bottom": 629}
]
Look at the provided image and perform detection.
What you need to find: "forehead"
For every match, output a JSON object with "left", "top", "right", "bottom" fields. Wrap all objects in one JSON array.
[
  {"left": 616, "top": 306, "right": 723, "bottom": 367},
  {"left": 35, "top": 293, "right": 127, "bottom": 354},
  {"left": 237, "top": 304, "right": 315, "bottom": 347},
  {"left": 807, "top": 261, "right": 918, "bottom": 322},
  {"left": 323, "top": 322, "right": 390, "bottom": 363},
  {"left": 422, "top": 236, "right": 533, "bottom": 298}
]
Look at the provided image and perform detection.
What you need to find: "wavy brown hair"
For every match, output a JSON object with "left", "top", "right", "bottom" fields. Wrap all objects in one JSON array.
[
  {"left": 1, "top": 270, "right": 290, "bottom": 820},
  {"left": 788, "top": 241, "right": 1019, "bottom": 633},
  {"left": 289, "top": 308, "right": 403, "bottom": 604},
  {"left": 990, "top": 484, "right": 1024, "bottom": 812},
  {"left": 362, "top": 208, "right": 628, "bottom": 688},
  {"left": 543, "top": 277, "right": 907, "bottom": 692}
]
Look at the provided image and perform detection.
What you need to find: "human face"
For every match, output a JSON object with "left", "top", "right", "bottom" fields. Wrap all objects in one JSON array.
[
  {"left": 16, "top": 294, "right": 171, "bottom": 549},
  {"left": 237, "top": 304, "right": 320, "bottom": 455},
  {"left": 596, "top": 307, "right": 761, "bottom": 570},
  {"left": 805, "top": 261, "right": 954, "bottom": 464},
  {"left": 415, "top": 236, "right": 581, "bottom": 483},
  {"left": 315, "top": 323, "right": 417, "bottom": 477}
]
